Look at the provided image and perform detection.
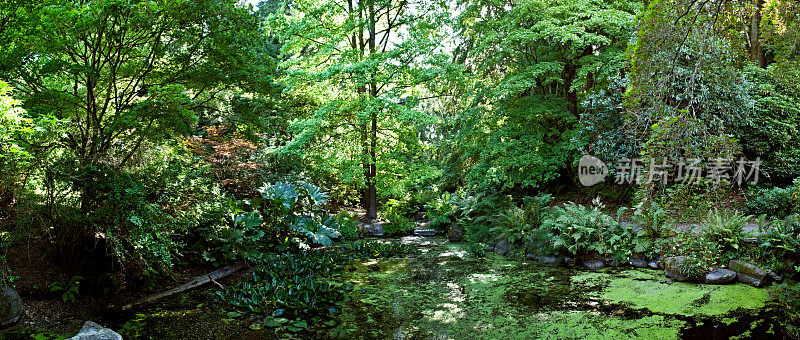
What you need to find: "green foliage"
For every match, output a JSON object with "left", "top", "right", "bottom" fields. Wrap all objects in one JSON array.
[
  {"left": 467, "top": 242, "right": 487, "bottom": 258},
  {"left": 268, "top": 0, "right": 449, "bottom": 217},
  {"left": 488, "top": 195, "right": 553, "bottom": 251},
  {"left": 645, "top": 182, "right": 733, "bottom": 221},
  {"left": 217, "top": 251, "right": 348, "bottom": 330},
  {"left": 384, "top": 214, "right": 415, "bottom": 237},
  {"left": 745, "top": 180, "right": 800, "bottom": 218},
  {"left": 666, "top": 229, "right": 721, "bottom": 270},
  {"left": 768, "top": 282, "right": 800, "bottom": 338},
  {"left": 0, "top": 0, "right": 276, "bottom": 281},
  {"left": 256, "top": 181, "right": 340, "bottom": 248},
  {"left": 677, "top": 256, "right": 706, "bottom": 279},
  {"left": 455, "top": 194, "right": 509, "bottom": 240},
  {"left": 700, "top": 209, "right": 752, "bottom": 259},
  {"left": 0, "top": 0, "right": 275, "bottom": 172},
  {"left": 218, "top": 241, "right": 415, "bottom": 331},
  {"left": 443, "top": 0, "right": 640, "bottom": 191},
  {"left": 424, "top": 191, "right": 476, "bottom": 230},
  {"left": 759, "top": 214, "right": 800, "bottom": 274},
  {"left": 383, "top": 198, "right": 417, "bottom": 236},
  {"left": 49, "top": 275, "right": 83, "bottom": 303},
  {"left": 48, "top": 157, "right": 229, "bottom": 277},
  {"left": 572, "top": 76, "right": 638, "bottom": 165},
  {"left": 200, "top": 204, "right": 265, "bottom": 265},
  {"left": 0, "top": 81, "right": 33, "bottom": 210},
  {"left": 340, "top": 240, "right": 417, "bottom": 259},
  {"left": 334, "top": 212, "right": 361, "bottom": 241},
  {"left": 538, "top": 202, "right": 623, "bottom": 258},
  {"left": 735, "top": 65, "right": 800, "bottom": 180},
  {"left": 631, "top": 201, "right": 671, "bottom": 240}
]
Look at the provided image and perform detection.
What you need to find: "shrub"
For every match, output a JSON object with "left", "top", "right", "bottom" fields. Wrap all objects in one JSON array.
[
  {"left": 488, "top": 195, "right": 552, "bottom": 252},
  {"left": 383, "top": 198, "right": 411, "bottom": 221},
  {"left": 538, "top": 202, "right": 628, "bottom": 258},
  {"left": 384, "top": 214, "right": 415, "bottom": 236},
  {"left": 701, "top": 209, "right": 752, "bottom": 259},
  {"left": 197, "top": 204, "right": 265, "bottom": 265},
  {"left": 340, "top": 240, "right": 417, "bottom": 258},
  {"left": 334, "top": 212, "right": 361, "bottom": 240},
  {"left": 424, "top": 192, "right": 461, "bottom": 229},
  {"left": 745, "top": 181, "right": 800, "bottom": 219},
  {"left": 759, "top": 214, "right": 800, "bottom": 274},
  {"left": 187, "top": 125, "right": 264, "bottom": 197},
  {"left": 468, "top": 242, "right": 487, "bottom": 258},
  {"left": 768, "top": 283, "right": 800, "bottom": 338},
  {"left": 87, "top": 165, "right": 213, "bottom": 277},
  {"left": 663, "top": 229, "right": 722, "bottom": 270},
  {"left": 631, "top": 201, "right": 671, "bottom": 240},
  {"left": 198, "top": 181, "right": 343, "bottom": 266},
  {"left": 461, "top": 194, "right": 514, "bottom": 244},
  {"left": 256, "top": 181, "right": 340, "bottom": 248}
]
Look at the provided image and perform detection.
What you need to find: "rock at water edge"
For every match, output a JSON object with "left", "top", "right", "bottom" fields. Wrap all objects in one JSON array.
[
  {"left": 68, "top": 321, "right": 122, "bottom": 340},
  {"left": 704, "top": 268, "right": 737, "bottom": 284},
  {"left": 0, "top": 286, "right": 23, "bottom": 326}
]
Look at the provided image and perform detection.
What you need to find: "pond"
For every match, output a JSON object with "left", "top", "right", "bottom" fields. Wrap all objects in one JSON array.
[{"left": 102, "top": 236, "right": 783, "bottom": 339}]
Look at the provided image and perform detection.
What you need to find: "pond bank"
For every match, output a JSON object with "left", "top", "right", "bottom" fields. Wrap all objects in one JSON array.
[
  {"left": 25, "top": 235, "right": 785, "bottom": 339},
  {"left": 332, "top": 236, "right": 783, "bottom": 339}
]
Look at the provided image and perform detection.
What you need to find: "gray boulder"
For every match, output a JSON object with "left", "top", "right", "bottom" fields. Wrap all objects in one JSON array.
[
  {"left": 768, "top": 270, "right": 783, "bottom": 283},
  {"left": 362, "top": 222, "right": 384, "bottom": 236},
  {"left": 0, "top": 286, "right": 23, "bottom": 326},
  {"left": 729, "top": 260, "right": 770, "bottom": 287},
  {"left": 68, "top": 321, "right": 122, "bottom": 340},
  {"left": 493, "top": 239, "right": 513, "bottom": 255},
  {"left": 603, "top": 257, "right": 623, "bottom": 267},
  {"left": 704, "top": 268, "right": 737, "bottom": 284},
  {"left": 663, "top": 256, "right": 703, "bottom": 282},
  {"left": 583, "top": 258, "right": 605, "bottom": 271},
  {"left": 413, "top": 228, "right": 437, "bottom": 237},
  {"left": 628, "top": 256, "right": 648, "bottom": 268},
  {"left": 648, "top": 256, "right": 664, "bottom": 269},
  {"left": 446, "top": 226, "right": 464, "bottom": 242}
]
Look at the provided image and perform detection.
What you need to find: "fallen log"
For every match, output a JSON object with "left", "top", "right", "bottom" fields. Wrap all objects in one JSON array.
[{"left": 121, "top": 263, "right": 245, "bottom": 311}]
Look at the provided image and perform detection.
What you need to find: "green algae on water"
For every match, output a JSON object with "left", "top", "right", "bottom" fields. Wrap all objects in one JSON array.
[{"left": 572, "top": 269, "right": 772, "bottom": 317}]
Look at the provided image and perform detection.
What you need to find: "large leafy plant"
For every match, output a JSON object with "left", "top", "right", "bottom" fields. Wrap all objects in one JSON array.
[
  {"left": 218, "top": 251, "right": 348, "bottom": 332},
  {"left": 256, "top": 181, "right": 340, "bottom": 247}
]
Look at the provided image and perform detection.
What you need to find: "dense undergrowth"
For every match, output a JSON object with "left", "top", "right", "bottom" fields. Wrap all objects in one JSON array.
[{"left": 2, "top": 0, "right": 800, "bottom": 337}]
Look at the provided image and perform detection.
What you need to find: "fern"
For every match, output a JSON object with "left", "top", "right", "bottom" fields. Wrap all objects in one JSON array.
[{"left": 540, "top": 203, "right": 622, "bottom": 256}]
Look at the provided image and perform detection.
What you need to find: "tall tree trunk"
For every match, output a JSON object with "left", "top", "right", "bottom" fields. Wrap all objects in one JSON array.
[
  {"left": 563, "top": 46, "right": 593, "bottom": 120},
  {"left": 365, "top": 0, "right": 378, "bottom": 221},
  {"left": 749, "top": 0, "right": 765, "bottom": 67}
]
